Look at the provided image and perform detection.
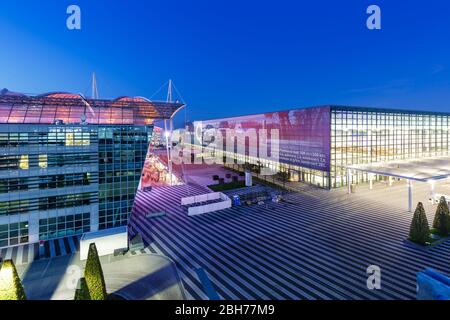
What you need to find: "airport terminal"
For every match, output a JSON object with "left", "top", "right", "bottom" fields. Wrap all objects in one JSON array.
[
  {"left": 193, "top": 106, "right": 450, "bottom": 212},
  {"left": 1, "top": 94, "right": 450, "bottom": 300},
  {"left": 196, "top": 106, "right": 450, "bottom": 189}
]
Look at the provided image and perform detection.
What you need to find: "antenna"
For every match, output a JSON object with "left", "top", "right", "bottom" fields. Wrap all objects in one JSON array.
[
  {"left": 167, "top": 79, "right": 173, "bottom": 103},
  {"left": 91, "top": 72, "right": 99, "bottom": 99}
]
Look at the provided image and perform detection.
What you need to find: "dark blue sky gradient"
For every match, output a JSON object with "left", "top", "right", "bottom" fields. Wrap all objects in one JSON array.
[{"left": 1, "top": 0, "right": 450, "bottom": 127}]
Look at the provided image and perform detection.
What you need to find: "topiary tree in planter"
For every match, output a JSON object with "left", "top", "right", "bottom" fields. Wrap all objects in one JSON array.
[
  {"left": 74, "top": 277, "right": 91, "bottom": 300},
  {"left": 433, "top": 196, "right": 450, "bottom": 236},
  {"left": 0, "top": 260, "right": 26, "bottom": 300},
  {"left": 277, "top": 171, "right": 289, "bottom": 188},
  {"left": 85, "top": 243, "right": 107, "bottom": 300},
  {"left": 409, "top": 202, "right": 431, "bottom": 245}
]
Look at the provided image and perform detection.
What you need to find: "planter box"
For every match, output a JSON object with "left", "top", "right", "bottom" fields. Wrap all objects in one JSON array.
[
  {"left": 403, "top": 236, "right": 450, "bottom": 251},
  {"left": 181, "top": 192, "right": 231, "bottom": 216}
]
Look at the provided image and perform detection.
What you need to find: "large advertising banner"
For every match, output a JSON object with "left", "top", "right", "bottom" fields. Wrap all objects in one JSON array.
[
  {"left": 203, "top": 106, "right": 331, "bottom": 171},
  {"left": 140, "top": 151, "right": 183, "bottom": 190}
]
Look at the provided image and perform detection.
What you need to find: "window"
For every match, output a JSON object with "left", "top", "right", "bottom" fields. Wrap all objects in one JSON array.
[
  {"left": 0, "top": 222, "right": 28, "bottom": 247},
  {"left": 0, "top": 178, "right": 29, "bottom": 194},
  {"left": 39, "top": 213, "right": 90, "bottom": 240},
  {"left": 0, "top": 200, "right": 30, "bottom": 215},
  {"left": 66, "top": 131, "right": 90, "bottom": 146},
  {"left": 19, "top": 155, "right": 29, "bottom": 170},
  {"left": 39, "top": 154, "right": 48, "bottom": 169}
]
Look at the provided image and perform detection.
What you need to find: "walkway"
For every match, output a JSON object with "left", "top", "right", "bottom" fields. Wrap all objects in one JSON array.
[
  {"left": 0, "top": 235, "right": 81, "bottom": 266},
  {"left": 130, "top": 181, "right": 450, "bottom": 300}
]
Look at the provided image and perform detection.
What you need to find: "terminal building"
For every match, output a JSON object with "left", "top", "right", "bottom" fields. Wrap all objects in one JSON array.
[
  {"left": 196, "top": 105, "right": 450, "bottom": 190},
  {"left": 0, "top": 89, "right": 183, "bottom": 248}
]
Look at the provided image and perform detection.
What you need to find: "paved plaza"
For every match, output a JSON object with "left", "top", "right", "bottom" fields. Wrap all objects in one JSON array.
[
  {"left": 131, "top": 179, "right": 450, "bottom": 300},
  {"left": 2, "top": 175, "right": 450, "bottom": 300}
]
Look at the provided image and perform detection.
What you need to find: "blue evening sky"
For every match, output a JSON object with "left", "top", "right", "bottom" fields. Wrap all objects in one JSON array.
[{"left": 1, "top": 0, "right": 450, "bottom": 127}]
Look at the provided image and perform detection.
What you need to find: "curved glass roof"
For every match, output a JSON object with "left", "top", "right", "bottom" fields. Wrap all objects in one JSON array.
[
  {"left": 39, "top": 92, "right": 83, "bottom": 99},
  {"left": 0, "top": 90, "right": 184, "bottom": 125}
]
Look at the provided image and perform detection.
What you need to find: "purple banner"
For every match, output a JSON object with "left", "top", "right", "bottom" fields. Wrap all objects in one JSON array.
[{"left": 202, "top": 107, "right": 331, "bottom": 171}]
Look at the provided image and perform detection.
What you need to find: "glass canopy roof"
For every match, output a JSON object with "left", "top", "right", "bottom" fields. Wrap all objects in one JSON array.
[
  {"left": 347, "top": 155, "right": 450, "bottom": 182},
  {"left": 0, "top": 91, "right": 185, "bottom": 125}
]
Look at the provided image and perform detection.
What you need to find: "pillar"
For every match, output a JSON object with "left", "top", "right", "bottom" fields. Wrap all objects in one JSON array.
[
  {"left": 27, "top": 212, "right": 40, "bottom": 244},
  {"left": 389, "top": 176, "right": 393, "bottom": 186},
  {"left": 347, "top": 169, "right": 352, "bottom": 194},
  {"left": 169, "top": 117, "right": 174, "bottom": 185},
  {"left": 407, "top": 179, "right": 413, "bottom": 212},
  {"left": 369, "top": 173, "right": 373, "bottom": 190},
  {"left": 430, "top": 180, "right": 435, "bottom": 197},
  {"left": 164, "top": 119, "right": 171, "bottom": 185},
  {"left": 245, "top": 170, "right": 252, "bottom": 187}
]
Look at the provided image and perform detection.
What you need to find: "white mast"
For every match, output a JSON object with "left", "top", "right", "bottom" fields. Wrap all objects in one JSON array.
[
  {"left": 166, "top": 79, "right": 174, "bottom": 185},
  {"left": 167, "top": 79, "right": 173, "bottom": 103},
  {"left": 91, "top": 72, "right": 99, "bottom": 99}
]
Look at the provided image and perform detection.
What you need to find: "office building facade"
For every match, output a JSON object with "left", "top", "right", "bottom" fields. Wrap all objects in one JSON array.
[{"left": 0, "top": 90, "right": 183, "bottom": 248}]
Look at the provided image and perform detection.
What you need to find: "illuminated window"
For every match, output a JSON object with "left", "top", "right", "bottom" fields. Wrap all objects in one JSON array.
[
  {"left": 66, "top": 132, "right": 90, "bottom": 146},
  {"left": 19, "top": 155, "right": 28, "bottom": 170},
  {"left": 39, "top": 154, "right": 48, "bottom": 169},
  {"left": 65, "top": 132, "right": 74, "bottom": 146}
]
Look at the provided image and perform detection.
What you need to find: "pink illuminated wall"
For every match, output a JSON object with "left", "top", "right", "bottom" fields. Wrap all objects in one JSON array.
[{"left": 202, "top": 107, "right": 331, "bottom": 171}]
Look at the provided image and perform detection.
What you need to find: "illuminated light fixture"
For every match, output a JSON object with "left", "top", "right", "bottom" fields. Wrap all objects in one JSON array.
[{"left": 164, "top": 131, "right": 171, "bottom": 138}]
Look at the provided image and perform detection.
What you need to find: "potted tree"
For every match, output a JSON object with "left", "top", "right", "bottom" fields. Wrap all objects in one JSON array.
[
  {"left": 0, "top": 260, "right": 26, "bottom": 300},
  {"left": 408, "top": 202, "right": 431, "bottom": 245},
  {"left": 433, "top": 196, "right": 450, "bottom": 237}
]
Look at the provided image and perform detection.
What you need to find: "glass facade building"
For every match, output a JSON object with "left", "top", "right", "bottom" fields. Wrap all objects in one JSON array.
[
  {"left": 0, "top": 90, "right": 184, "bottom": 248},
  {"left": 194, "top": 106, "right": 450, "bottom": 190},
  {"left": 331, "top": 107, "right": 450, "bottom": 188},
  {"left": 98, "top": 125, "right": 150, "bottom": 230}
]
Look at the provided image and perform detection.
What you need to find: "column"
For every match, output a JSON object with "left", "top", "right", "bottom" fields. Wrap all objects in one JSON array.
[
  {"left": 389, "top": 176, "right": 393, "bottom": 186},
  {"left": 164, "top": 119, "right": 171, "bottom": 185},
  {"left": 407, "top": 179, "right": 413, "bottom": 212},
  {"left": 28, "top": 213, "right": 40, "bottom": 244},
  {"left": 369, "top": 173, "right": 373, "bottom": 190},
  {"left": 430, "top": 180, "right": 435, "bottom": 196},
  {"left": 347, "top": 169, "right": 352, "bottom": 194},
  {"left": 90, "top": 203, "right": 99, "bottom": 232},
  {"left": 169, "top": 117, "right": 174, "bottom": 185}
]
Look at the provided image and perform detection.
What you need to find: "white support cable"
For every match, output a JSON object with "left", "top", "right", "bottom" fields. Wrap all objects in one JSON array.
[
  {"left": 167, "top": 80, "right": 191, "bottom": 196},
  {"left": 148, "top": 80, "right": 170, "bottom": 101},
  {"left": 78, "top": 93, "right": 96, "bottom": 117},
  {"left": 171, "top": 81, "right": 186, "bottom": 104}
]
